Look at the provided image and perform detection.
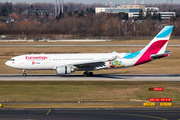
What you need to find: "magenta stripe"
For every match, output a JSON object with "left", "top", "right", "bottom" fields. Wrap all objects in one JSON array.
[{"left": 134, "top": 40, "right": 168, "bottom": 66}]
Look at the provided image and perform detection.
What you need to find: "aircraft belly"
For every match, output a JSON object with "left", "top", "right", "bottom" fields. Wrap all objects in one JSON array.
[{"left": 122, "top": 59, "right": 137, "bottom": 67}]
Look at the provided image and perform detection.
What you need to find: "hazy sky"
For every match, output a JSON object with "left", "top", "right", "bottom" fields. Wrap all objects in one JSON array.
[{"left": 2, "top": 0, "right": 180, "bottom": 4}]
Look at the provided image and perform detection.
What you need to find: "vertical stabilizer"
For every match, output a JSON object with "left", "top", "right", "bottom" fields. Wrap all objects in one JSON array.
[{"left": 134, "top": 26, "right": 173, "bottom": 65}]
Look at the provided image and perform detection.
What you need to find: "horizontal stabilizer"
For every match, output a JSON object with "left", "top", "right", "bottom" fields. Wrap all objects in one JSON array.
[{"left": 150, "top": 51, "right": 170, "bottom": 60}]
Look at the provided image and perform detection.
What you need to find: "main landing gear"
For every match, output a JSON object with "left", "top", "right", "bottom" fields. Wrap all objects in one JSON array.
[
  {"left": 83, "top": 72, "right": 93, "bottom": 77},
  {"left": 23, "top": 70, "right": 27, "bottom": 77}
]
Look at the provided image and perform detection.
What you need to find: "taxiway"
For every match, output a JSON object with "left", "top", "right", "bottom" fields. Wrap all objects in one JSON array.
[
  {"left": 0, "top": 108, "right": 179, "bottom": 120},
  {"left": 0, "top": 74, "right": 179, "bottom": 81}
]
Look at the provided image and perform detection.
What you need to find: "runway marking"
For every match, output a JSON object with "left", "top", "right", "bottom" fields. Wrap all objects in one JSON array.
[
  {"left": 46, "top": 109, "right": 51, "bottom": 115},
  {"left": 115, "top": 113, "right": 167, "bottom": 120},
  {"left": 29, "top": 110, "right": 33, "bottom": 115}
]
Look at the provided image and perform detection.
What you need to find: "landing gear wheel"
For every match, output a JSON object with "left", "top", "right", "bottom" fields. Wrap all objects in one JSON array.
[
  {"left": 83, "top": 72, "right": 93, "bottom": 77},
  {"left": 23, "top": 73, "right": 26, "bottom": 77},
  {"left": 83, "top": 72, "right": 88, "bottom": 77},
  {"left": 89, "top": 72, "right": 93, "bottom": 77},
  {"left": 22, "top": 70, "right": 26, "bottom": 77}
]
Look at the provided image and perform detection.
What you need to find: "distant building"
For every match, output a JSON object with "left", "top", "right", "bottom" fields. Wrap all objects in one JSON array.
[
  {"left": 95, "top": 6, "right": 142, "bottom": 19},
  {"left": 105, "top": 8, "right": 142, "bottom": 14},
  {"left": 120, "top": 4, "right": 145, "bottom": 11},
  {"left": 96, "top": 6, "right": 141, "bottom": 14},
  {"left": 95, "top": 5, "right": 175, "bottom": 19},
  {"left": 6, "top": 16, "right": 14, "bottom": 23},
  {"left": 154, "top": 12, "right": 176, "bottom": 19},
  {"left": 22, "top": 8, "right": 54, "bottom": 16},
  {"left": 145, "top": 7, "right": 159, "bottom": 12},
  {"left": 95, "top": 7, "right": 106, "bottom": 13}
]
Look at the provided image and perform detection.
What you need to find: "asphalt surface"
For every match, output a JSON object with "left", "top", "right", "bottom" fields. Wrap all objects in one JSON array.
[
  {"left": 0, "top": 108, "right": 179, "bottom": 120},
  {"left": 0, "top": 44, "right": 180, "bottom": 47},
  {"left": 0, "top": 74, "right": 180, "bottom": 81}
]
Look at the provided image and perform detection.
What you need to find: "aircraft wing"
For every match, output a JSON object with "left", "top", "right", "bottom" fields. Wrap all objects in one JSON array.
[
  {"left": 73, "top": 60, "right": 106, "bottom": 68},
  {"left": 151, "top": 51, "right": 170, "bottom": 60},
  {"left": 72, "top": 56, "right": 118, "bottom": 68}
]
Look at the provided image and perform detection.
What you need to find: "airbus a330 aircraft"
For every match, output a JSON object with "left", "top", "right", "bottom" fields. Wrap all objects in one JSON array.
[{"left": 5, "top": 26, "right": 173, "bottom": 76}]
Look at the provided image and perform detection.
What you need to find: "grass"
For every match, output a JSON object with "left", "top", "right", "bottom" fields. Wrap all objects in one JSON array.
[
  {"left": 3, "top": 103, "right": 180, "bottom": 108},
  {"left": 0, "top": 81, "right": 180, "bottom": 103},
  {"left": 0, "top": 81, "right": 180, "bottom": 108},
  {"left": 0, "top": 103, "right": 150, "bottom": 108}
]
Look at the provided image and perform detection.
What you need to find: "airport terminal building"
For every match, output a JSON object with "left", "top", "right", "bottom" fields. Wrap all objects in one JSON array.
[{"left": 95, "top": 5, "right": 175, "bottom": 19}]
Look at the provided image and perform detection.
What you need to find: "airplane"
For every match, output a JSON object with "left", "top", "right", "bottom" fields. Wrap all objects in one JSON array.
[{"left": 5, "top": 26, "right": 173, "bottom": 77}]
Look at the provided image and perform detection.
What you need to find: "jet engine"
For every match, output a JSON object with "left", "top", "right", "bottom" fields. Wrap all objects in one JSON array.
[{"left": 56, "top": 65, "right": 72, "bottom": 75}]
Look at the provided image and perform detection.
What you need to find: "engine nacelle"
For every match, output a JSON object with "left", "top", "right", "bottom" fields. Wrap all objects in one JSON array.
[{"left": 56, "top": 65, "right": 72, "bottom": 75}]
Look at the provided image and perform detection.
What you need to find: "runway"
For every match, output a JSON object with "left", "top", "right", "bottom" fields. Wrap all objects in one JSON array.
[
  {"left": 0, "top": 74, "right": 180, "bottom": 81},
  {"left": 0, "top": 44, "right": 180, "bottom": 47},
  {"left": 0, "top": 108, "right": 180, "bottom": 120}
]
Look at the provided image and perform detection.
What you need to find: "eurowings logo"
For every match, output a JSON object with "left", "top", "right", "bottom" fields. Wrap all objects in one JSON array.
[
  {"left": 32, "top": 61, "right": 35, "bottom": 65},
  {"left": 26, "top": 56, "right": 48, "bottom": 60},
  {"left": 32, "top": 61, "right": 41, "bottom": 65}
]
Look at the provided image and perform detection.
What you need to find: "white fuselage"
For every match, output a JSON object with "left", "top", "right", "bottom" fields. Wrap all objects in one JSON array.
[{"left": 5, "top": 53, "right": 136, "bottom": 71}]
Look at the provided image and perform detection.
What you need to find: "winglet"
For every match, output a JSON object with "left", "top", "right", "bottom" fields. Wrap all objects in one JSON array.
[{"left": 108, "top": 55, "right": 118, "bottom": 61}]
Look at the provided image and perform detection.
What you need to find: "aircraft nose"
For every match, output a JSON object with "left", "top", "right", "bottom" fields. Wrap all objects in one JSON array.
[{"left": 5, "top": 61, "right": 9, "bottom": 66}]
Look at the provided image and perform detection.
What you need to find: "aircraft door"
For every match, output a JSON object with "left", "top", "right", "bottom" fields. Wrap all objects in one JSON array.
[{"left": 19, "top": 56, "right": 24, "bottom": 65}]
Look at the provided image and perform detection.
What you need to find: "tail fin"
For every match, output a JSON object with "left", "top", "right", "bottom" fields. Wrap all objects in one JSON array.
[{"left": 134, "top": 26, "right": 173, "bottom": 66}]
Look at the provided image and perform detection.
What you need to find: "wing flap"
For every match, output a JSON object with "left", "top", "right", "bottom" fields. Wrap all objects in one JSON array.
[{"left": 73, "top": 60, "right": 106, "bottom": 67}]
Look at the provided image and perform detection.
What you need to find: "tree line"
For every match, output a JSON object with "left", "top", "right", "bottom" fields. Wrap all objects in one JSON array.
[
  {"left": 1, "top": 12, "right": 179, "bottom": 37},
  {"left": 0, "top": 2, "right": 180, "bottom": 38}
]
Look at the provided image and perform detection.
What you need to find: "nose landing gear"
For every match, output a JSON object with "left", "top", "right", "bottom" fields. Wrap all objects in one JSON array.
[{"left": 23, "top": 70, "right": 26, "bottom": 77}]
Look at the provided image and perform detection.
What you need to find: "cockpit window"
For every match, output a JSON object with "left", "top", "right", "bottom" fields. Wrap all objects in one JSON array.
[{"left": 9, "top": 59, "right": 15, "bottom": 61}]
